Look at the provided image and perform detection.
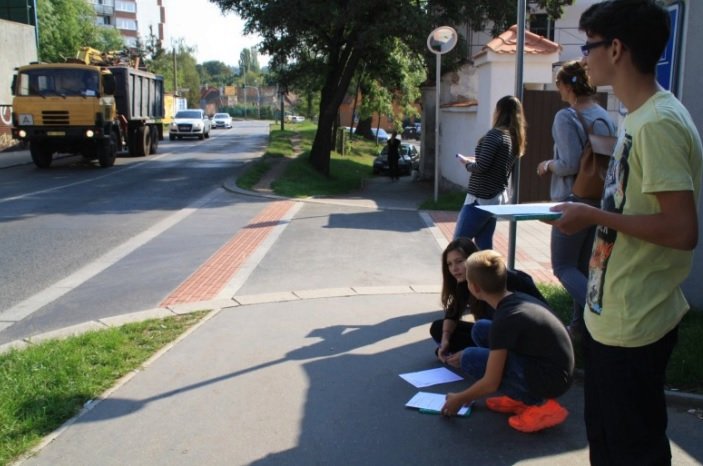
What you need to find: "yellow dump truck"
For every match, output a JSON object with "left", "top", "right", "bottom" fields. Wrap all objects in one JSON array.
[{"left": 10, "top": 48, "right": 164, "bottom": 168}]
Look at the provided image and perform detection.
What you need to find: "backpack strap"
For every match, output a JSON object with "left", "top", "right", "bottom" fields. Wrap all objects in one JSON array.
[{"left": 570, "top": 108, "right": 588, "bottom": 147}]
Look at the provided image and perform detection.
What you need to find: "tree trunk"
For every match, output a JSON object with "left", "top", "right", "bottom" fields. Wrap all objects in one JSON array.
[{"left": 309, "top": 47, "right": 362, "bottom": 176}]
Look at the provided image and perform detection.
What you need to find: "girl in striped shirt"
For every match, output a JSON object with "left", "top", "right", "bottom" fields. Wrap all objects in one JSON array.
[{"left": 454, "top": 95, "right": 526, "bottom": 249}]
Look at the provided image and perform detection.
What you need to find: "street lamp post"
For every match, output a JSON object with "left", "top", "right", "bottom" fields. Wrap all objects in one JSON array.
[{"left": 427, "top": 26, "right": 458, "bottom": 203}]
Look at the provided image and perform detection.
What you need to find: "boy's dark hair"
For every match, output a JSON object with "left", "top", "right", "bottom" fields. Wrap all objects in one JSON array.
[{"left": 579, "top": 0, "right": 669, "bottom": 75}]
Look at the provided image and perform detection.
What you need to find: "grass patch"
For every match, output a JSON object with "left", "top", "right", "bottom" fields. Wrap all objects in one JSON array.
[
  {"left": 272, "top": 150, "right": 375, "bottom": 197},
  {"left": 667, "top": 310, "right": 703, "bottom": 393},
  {"left": 0, "top": 312, "right": 207, "bottom": 465},
  {"left": 238, "top": 121, "right": 379, "bottom": 198},
  {"left": 419, "top": 190, "right": 466, "bottom": 211}
]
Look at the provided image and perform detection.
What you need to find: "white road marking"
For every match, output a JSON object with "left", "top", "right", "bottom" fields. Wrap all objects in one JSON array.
[{"left": 0, "top": 187, "right": 223, "bottom": 331}]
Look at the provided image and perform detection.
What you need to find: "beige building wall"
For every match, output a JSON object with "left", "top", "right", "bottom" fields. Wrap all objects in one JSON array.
[{"left": 0, "top": 19, "right": 37, "bottom": 106}]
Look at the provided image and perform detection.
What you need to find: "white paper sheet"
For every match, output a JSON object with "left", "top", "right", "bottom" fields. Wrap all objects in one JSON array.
[
  {"left": 399, "top": 367, "right": 463, "bottom": 388},
  {"left": 405, "top": 391, "right": 470, "bottom": 416}
]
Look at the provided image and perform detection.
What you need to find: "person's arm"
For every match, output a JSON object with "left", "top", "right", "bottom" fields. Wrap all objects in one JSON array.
[
  {"left": 441, "top": 349, "right": 508, "bottom": 416},
  {"left": 437, "top": 319, "right": 458, "bottom": 363},
  {"left": 465, "top": 129, "right": 502, "bottom": 173},
  {"left": 550, "top": 190, "right": 698, "bottom": 250},
  {"left": 540, "top": 110, "right": 583, "bottom": 177}
]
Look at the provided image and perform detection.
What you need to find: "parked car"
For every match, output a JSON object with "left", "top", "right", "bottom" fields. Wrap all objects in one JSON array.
[
  {"left": 286, "top": 115, "right": 305, "bottom": 123},
  {"left": 212, "top": 112, "right": 233, "bottom": 129},
  {"left": 169, "top": 109, "right": 211, "bottom": 140},
  {"left": 370, "top": 128, "right": 390, "bottom": 143},
  {"left": 402, "top": 126, "right": 419, "bottom": 139},
  {"left": 372, "top": 142, "right": 420, "bottom": 176}
]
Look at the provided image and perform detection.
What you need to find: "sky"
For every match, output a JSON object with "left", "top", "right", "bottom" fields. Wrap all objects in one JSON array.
[{"left": 163, "top": 0, "right": 269, "bottom": 68}]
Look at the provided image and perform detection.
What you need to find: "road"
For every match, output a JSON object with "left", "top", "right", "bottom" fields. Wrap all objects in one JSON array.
[{"left": 0, "top": 120, "right": 271, "bottom": 345}]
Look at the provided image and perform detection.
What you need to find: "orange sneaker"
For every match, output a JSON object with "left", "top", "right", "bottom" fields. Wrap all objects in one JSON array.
[
  {"left": 508, "top": 399, "right": 568, "bottom": 433},
  {"left": 485, "top": 396, "right": 529, "bottom": 414}
]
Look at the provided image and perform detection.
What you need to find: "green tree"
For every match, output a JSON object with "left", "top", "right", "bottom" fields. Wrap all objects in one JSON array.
[
  {"left": 238, "top": 48, "right": 260, "bottom": 75},
  {"left": 199, "top": 60, "right": 233, "bottom": 87},
  {"left": 37, "top": 0, "right": 127, "bottom": 62},
  {"left": 211, "top": 0, "right": 573, "bottom": 175},
  {"left": 145, "top": 39, "right": 200, "bottom": 105}
]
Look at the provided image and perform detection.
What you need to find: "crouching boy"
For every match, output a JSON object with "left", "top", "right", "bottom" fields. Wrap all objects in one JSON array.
[{"left": 441, "top": 250, "right": 574, "bottom": 433}]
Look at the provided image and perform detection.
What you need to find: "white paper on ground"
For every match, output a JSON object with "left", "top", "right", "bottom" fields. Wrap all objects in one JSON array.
[
  {"left": 399, "top": 367, "right": 463, "bottom": 388},
  {"left": 405, "top": 391, "right": 470, "bottom": 415}
]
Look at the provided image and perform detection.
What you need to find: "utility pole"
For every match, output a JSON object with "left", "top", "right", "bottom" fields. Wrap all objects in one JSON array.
[{"left": 172, "top": 48, "right": 177, "bottom": 94}]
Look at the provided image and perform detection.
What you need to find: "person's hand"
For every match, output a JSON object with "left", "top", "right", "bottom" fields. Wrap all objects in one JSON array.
[
  {"left": 547, "top": 202, "right": 597, "bottom": 234},
  {"left": 537, "top": 160, "right": 552, "bottom": 176},
  {"left": 437, "top": 341, "right": 451, "bottom": 363},
  {"left": 455, "top": 153, "right": 475, "bottom": 165},
  {"left": 445, "top": 350, "right": 463, "bottom": 369},
  {"left": 441, "top": 392, "right": 467, "bottom": 417}
]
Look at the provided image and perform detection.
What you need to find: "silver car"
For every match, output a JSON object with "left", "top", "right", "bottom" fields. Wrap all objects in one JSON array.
[
  {"left": 169, "top": 109, "right": 211, "bottom": 140},
  {"left": 212, "top": 113, "right": 233, "bottom": 129}
]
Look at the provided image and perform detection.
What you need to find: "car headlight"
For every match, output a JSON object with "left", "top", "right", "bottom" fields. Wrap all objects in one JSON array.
[
  {"left": 193, "top": 122, "right": 203, "bottom": 129},
  {"left": 169, "top": 123, "right": 177, "bottom": 129}
]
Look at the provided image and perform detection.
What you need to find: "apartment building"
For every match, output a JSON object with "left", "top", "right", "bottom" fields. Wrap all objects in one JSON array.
[{"left": 91, "top": 0, "right": 165, "bottom": 48}]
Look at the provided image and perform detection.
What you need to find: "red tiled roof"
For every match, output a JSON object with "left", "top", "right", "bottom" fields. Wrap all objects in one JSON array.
[{"left": 474, "top": 25, "right": 561, "bottom": 59}]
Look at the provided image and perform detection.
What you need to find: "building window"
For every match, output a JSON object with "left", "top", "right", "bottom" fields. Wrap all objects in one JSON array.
[
  {"left": 115, "top": 1, "right": 136, "bottom": 13},
  {"left": 116, "top": 18, "right": 137, "bottom": 30},
  {"left": 529, "top": 13, "right": 554, "bottom": 41},
  {"left": 95, "top": 15, "right": 112, "bottom": 26}
]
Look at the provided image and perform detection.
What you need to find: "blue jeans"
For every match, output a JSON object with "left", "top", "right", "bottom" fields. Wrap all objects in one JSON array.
[
  {"left": 459, "top": 320, "right": 543, "bottom": 405},
  {"left": 454, "top": 202, "right": 497, "bottom": 250},
  {"left": 550, "top": 198, "right": 597, "bottom": 330}
]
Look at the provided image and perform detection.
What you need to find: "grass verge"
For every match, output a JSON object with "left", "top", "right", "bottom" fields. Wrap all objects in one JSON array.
[
  {"left": 237, "top": 122, "right": 379, "bottom": 197},
  {"left": 419, "top": 190, "right": 465, "bottom": 211},
  {"left": 0, "top": 311, "right": 207, "bottom": 465}
]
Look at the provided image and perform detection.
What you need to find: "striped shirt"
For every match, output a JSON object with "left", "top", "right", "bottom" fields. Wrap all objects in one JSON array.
[{"left": 466, "top": 128, "right": 516, "bottom": 199}]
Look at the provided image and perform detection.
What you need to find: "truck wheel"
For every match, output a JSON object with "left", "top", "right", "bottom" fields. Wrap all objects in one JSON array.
[
  {"left": 98, "top": 131, "right": 118, "bottom": 167},
  {"left": 198, "top": 133, "right": 205, "bottom": 140},
  {"left": 30, "top": 141, "right": 53, "bottom": 168},
  {"left": 149, "top": 126, "right": 159, "bottom": 154},
  {"left": 137, "top": 126, "right": 151, "bottom": 156}
]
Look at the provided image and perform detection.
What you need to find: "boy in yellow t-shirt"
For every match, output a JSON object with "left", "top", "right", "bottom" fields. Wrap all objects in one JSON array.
[{"left": 551, "top": 1, "right": 703, "bottom": 465}]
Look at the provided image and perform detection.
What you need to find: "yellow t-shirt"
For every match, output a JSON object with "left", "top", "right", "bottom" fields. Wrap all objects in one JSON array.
[{"left": 585, "top": 91, "right": 703, "bottom": 347}]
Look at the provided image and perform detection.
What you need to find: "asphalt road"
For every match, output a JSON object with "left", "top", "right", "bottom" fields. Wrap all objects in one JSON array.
[{"left": 0, "top": 120, "right": 271, "bottom": 345}]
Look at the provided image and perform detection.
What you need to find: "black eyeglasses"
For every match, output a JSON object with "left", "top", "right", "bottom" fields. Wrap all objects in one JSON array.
[{"left": 581, "top": 40, "right": 612, "bottom": 56}]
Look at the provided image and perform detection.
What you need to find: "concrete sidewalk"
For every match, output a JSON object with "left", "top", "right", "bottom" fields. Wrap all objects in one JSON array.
[{"left": 12, "top": 175, "right": 703, "bottom": 465}]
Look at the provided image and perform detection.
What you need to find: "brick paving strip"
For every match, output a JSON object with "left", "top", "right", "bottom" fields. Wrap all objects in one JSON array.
[
  {"left": 160, "top": 200, "right": 296, "bottom": 307},
  {"left": 161, "top": 206, "right": 557, "bottom": 308}
]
